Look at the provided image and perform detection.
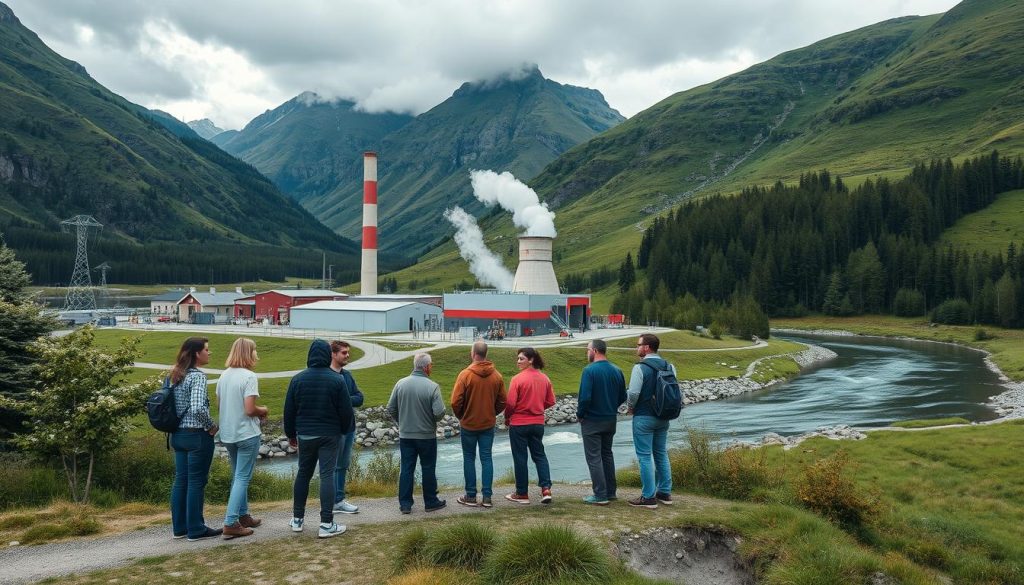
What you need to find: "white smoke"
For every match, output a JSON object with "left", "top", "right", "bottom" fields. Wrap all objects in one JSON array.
[
  {"left": 443, "top": 206, "right": 514, "bottom": 291},
  {"left": 469, "top": 170, "right": 556, "bottom": 237}
]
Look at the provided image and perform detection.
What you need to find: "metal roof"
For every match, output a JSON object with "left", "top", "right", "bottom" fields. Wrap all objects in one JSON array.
[
  {"left": 268, "top": 289, "right": 347, "bottom": 298},
  {"left": 150, "top": 290, "right": 188, "bottom": 302},
  {"left": 293, "top": 300, "right": 425, "bottom": 312},
  {"left": 182, "top": 292, "right": 247, "bottom": 306}
]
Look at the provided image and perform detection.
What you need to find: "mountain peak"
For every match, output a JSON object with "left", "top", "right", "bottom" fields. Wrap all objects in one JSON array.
[
  {"left": 0, "top": 2, "right": 19, "bottom": 25},
  {"left": 187, "top": 118, "right": 225, "bottom": 140},
  {"left": 455, "top": 64, "right": 545, "bottom": 96}
]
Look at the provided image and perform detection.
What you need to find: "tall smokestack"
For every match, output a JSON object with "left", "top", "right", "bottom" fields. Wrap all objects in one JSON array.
[
  {"left": 361, "top": 151, "right": 378, "bottom": 296},
  {"left": 511, "top": 236, "right": 560, "bottom": 294}
]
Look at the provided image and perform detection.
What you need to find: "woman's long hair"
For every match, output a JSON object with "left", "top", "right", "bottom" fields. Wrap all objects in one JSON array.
[
  {"left": 171, "top": 337, "right": 208, "bottom": 384},
  {"left": 225, "top": 337, "right": 258, "bottom": 369},
  {"left": 517, "top": 347, "right": 545, "bottom": 370}
]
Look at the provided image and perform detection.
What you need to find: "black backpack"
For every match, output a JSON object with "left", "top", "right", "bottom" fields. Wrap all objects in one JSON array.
[
  {"left": 640, "top": 361, "right": 683, "bottom": 420},
  {"left": 146, "top": 376, "right": 188, "bottom": 432}
]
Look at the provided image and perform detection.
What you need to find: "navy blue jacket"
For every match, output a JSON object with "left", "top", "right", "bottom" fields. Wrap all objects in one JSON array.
[
  {"left": 339, "top": 368, "right": 364, "bottom": 433},
  {"left": 577, "top": 360, "right": 627, "bottom": 421},
  {"left": 284, "top": 340, "right": 353, "bottom": 438}
]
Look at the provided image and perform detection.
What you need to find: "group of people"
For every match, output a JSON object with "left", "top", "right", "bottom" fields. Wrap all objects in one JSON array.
[{"left": 166, "top": 332, "right": 676, "bottom": 541}]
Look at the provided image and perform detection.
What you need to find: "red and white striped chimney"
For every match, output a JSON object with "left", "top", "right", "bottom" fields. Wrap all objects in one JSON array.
[{"left": 360, "top": 151, "right": 378, "bottom": 296}]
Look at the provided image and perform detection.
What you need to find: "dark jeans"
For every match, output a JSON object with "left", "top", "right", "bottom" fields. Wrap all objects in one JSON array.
[
  {"left": 293, "top": 435, "right": 340, "bottom": 524},
  {"left": 580, "top": 418, "right": 618, "bottom": 499},
  {"left": 334, "top": 429, "right": 356, "bottom": 503},
  {"left": 508, "top": 424, "right": 551, "bottom": 495},
  {"left": 460, "top": 427, "right": 495, "bottom": 498},
  {"left": 170, "top": 429, "right": 215, "bottom": 538},
  {"left": 398, "top": 438, "right": 441, "bottom": 510}
]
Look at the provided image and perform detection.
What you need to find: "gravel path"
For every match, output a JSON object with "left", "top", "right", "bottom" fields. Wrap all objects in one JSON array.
[{"left": 0, "top": 485, "right": 606, "bottom": 584}]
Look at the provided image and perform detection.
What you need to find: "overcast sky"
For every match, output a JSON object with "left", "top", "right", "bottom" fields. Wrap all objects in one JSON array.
[{"left": 7, "top": 0, "right": 959, "bottom": 130}]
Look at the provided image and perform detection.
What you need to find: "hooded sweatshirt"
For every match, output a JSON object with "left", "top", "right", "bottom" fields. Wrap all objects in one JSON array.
[
  {"left": 283, "top": 339, "right": 353, "bottom": 439},
  {"left": 451, "top": 360, "right": 506, "bottom": 431}
]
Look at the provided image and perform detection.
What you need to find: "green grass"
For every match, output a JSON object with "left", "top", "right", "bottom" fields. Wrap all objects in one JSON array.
[
  {"left": 890, "top": 417, "right": 970, "bottom": 428},
  {"left": 748, "top": 356, "right": 801, "bottom": 384},
  {"left": 939, "top": 189, "right": 1024, "bottom": 254},
  {"left": 606, "top": 329, "right": 756, "bottom": 350}
]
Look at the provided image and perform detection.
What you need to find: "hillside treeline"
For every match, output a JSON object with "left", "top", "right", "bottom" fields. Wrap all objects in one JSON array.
[{"left": 614, "top": 152, "right": 1024, "bottom": 330}]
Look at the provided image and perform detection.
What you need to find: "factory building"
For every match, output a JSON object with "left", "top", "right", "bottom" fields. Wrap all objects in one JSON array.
[
  {"left": 289, "top": 300, "right": 443, "bottom": 333},
  {"left": 443, "top": 291, "right": 589, "bottom": 337}
]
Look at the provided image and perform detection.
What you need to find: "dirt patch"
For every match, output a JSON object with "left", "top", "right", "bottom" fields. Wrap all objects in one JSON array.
[{"left": 616, "top": 526, "right": 754, "bottom": 585}]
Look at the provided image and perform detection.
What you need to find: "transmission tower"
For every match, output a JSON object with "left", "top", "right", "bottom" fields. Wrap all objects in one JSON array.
[
  {"left": 94, "top": 262, "right": 111, "bottom": 288},
  {"left": 61, "top": 215, "right": 103, "bottom": 311}
]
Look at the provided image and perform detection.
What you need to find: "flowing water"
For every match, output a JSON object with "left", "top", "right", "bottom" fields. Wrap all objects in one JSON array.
[{"left": 261, "top": 334, "right": 1006, "bottom": 485}]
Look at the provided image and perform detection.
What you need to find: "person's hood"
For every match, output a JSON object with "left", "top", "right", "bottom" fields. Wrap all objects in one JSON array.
[
  {"left": 306, "top": 339, "right": 332, "bottom": 368},
  {"left": 468, "top": 360, "right": 496, "bottom": 377}
]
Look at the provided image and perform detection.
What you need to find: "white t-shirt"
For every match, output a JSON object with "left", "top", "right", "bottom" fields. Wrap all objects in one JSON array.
[{"left": 216, "top": 367, "right": 261, "bottom": 443}]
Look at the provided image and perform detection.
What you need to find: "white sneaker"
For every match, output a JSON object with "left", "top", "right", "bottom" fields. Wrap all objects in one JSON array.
[
  {"left": 318, "top": 522, "right": 347, "bottom": 538},
  {"left": 289, "top": 517, "right": 304, "bottom": 532},
  {"left": 333, "top": 500, "right": 359, "bottom": 514}
]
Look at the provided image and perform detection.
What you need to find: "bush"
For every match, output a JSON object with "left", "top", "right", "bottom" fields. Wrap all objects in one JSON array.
[
  {"left": 931, "top": 298, "right": 972, "bottom": 325},
  {"left": 893, "top": 288, "right": 927, "bottom": 317},
  {"left": 0, "top": 455, "right": 66, "bottom": 509},
  {"left": 795, "top": 450, "right": 879, "bottom": 529},
  {"left": 423, "top": 521, "right": 496, "bottom": 571},
  {"left": 973, "top": 328, "right": 994, "bottom": 341},
  {"left": 482, "top": 525, "right": 610, "bottom": 585},
  {"left": 394, "top": 526, "right": 430, "bottom": 572}
]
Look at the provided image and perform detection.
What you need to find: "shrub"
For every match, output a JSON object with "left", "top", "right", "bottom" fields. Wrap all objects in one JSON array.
[
  {"left": 0, "top": 513, "right": 36, "bottom": 530},
  {"left": 482, "top": 525, "right": 610, "bottom": 585},
  {"left": 973, "top": 328, "right": 994, "bottom": 341},
  {"left": 931, "top": 298, "right": 972, "bottom": 325},
  {"left": 364, "top": 449, "right": 401, "bottom": 484},
  {"left": 893, "top": 288, "right": 927, "bottom": 317},
  {"left": 0, "top": 456, "right": 66, "bottom": 509},
  {"left": 423, "top": 521, "right": 496, "bottom": 571},
  {"left": 665, "top": 427, "right": 779, "bottom": 501},
  {"left": 393, "top": 526, "right": 430, "bottom": 572},
  {"left": 795, "top": 450, "right": 879, "bottom": 529}
]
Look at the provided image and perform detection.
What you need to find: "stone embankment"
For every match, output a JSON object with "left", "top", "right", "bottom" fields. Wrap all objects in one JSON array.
[
  {"left": 746, "top": 424, "right": 867, "bottom": 450},
  {"left": 220, "top": 343, "right": 838, "bottom": 459}
]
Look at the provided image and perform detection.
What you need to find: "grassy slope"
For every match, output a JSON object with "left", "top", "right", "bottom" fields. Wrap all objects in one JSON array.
[{"left": 938, "top": 188, "right": 1024, "bottom": 253}]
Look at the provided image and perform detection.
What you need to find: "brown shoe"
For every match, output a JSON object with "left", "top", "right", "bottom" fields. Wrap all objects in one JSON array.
[
  {"left": 222, "top": 522, "right": 254, "bottom": 539},
  {"left": 239, "top": 514, "right": 262, "bottom": 528}
]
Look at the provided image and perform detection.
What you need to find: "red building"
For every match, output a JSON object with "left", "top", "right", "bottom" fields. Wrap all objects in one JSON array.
[{"left": 243, "top": 289, "right": 348, "bottom": 325}]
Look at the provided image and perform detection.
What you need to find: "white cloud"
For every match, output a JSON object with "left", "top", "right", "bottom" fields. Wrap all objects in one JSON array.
[{"left": 5, "top": 0, "right": 960, "bottom": 128}]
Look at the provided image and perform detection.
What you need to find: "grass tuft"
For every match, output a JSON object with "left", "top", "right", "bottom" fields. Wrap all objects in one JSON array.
[
  {"left": 393, "top": 526, "right": 430, "bottom": 572},
  {"left": 795, "top": 450, "right": 879, "bottom": 530},
  {"left": 423, "top": 521, "right": 496, "bottom": 571},
  {"left": 482, "top": 525, "right": 611, "bottom": 585}
]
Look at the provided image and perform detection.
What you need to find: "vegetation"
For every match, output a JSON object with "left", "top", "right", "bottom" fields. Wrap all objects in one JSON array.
[
  {"left": 940, "top": 189, "right": 1024, "bottom": 254},
  {"left": 422, "top": 521, "right": 496, "bottom": 572},
  {"left": 890, "top": 417, "right": 970, "bottom": 428}
]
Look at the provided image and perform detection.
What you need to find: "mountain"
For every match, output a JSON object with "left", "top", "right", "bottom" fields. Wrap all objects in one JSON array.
[
  {"left": 0, "top": 2, "right": 365, "bottom": 284},
  {"left": 214, "top": 91, "right": 414, "bottom": 197},
  {"left": 225, "top": 67, "right": 624, "bottom": 257},
  {"left": 387, "top": 0, "right": 1024, "bottom": 296},
  {"left": 187, "top": 118, "right": 225, "bottom": 140}
]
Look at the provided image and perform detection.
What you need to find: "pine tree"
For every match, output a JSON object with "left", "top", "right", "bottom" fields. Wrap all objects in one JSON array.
[{"left": 618, "top": 253, "right": 636, "bottom": 293}]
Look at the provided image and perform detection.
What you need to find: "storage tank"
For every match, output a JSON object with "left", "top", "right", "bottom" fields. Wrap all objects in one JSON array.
[{"left": 511, "top": 236, "right": 559, "bottom": 294}]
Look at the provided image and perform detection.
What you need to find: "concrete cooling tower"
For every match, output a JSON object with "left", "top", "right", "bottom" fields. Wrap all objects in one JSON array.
[{"left": 511, "top": 236, "right": 560, "bottom": 294}]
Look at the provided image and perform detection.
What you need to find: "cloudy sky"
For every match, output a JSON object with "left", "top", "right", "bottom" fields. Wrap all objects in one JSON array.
[{"left": 7, "top": 0, "right": 958, "bottom": 129}]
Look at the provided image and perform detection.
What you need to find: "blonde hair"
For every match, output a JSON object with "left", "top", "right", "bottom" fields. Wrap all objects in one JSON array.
[{"left": 225, "top": 337, "right": 258, "bottom": 369}]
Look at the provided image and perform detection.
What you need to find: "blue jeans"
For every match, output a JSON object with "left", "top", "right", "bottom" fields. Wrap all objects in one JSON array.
[
  {"left": 334, "top": 430, "right": 356, "bottom": 503},
  {"left": 508, "top": 424, "right": 551, "bottom": 495},
  {"left": 170, "top": 430, "right": 215, "bottom": 538},
  {"left": 398, "top": 438, "right": 441, "bottom": 511},
  {"left": 460, "top": 427, "right": 495, "bottom": 498},
  {"left": 632, "top": 416, "right": 671, "bottom": 499},
  {"left": 293, "top": 435, "right": 340, "bottom": 524},
  {"left": 223, "top": 434, "right": 261, "bottom": 526}
]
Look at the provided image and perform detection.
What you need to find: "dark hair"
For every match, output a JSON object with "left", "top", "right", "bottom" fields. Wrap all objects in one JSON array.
[
  {"left": 517, "top": 347, "right": 545, "bottom": 370},
  {"left": 330, "top": 340, "right": 351, "bottom": 353},
  {"left": 639, "top": 333, "right": 660, "bottom": 352},
  {"left": 590, "top": 339, "right": 607, "bottom": 354},
  {"left": 171, "top": 337, "right": 208, "bottom": 384}
]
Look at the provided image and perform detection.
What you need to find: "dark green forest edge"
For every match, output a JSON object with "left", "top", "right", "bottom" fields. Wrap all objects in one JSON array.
[{"left": 611, "top": 153, "right": 1024, "bottom": 334}]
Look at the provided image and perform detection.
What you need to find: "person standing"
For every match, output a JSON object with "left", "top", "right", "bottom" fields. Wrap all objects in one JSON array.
[
  {"left": 504, "top": 347, "right": 555, "bottom": 505},
  {"left": 216, "top": 338, "right": 268, "bottom": 539},
  {"left": 386, "top": 353, "right": 447, "bottom": 514},
  {"left": 330, "top": 340, "right": 364, "bottom": 515},
  {"left": 284, "top": 339, "right": 352, "bottom": 538},
  {"left": 451, "top": 341, "right": 506, "bottom": 508},
  {"left": 169, "top": 337, "right": 220, "bottom": 541},
  {"left": 577, "top": 339, "right": 626, "bottom": 505},
  {"left": 627, "top": 333, "right": 676, "bottom": 509}
]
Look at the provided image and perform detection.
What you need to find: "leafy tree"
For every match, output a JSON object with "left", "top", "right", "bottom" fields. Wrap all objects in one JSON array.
[
  {"left": 0, "top": 237, "right": 57, "bottom": 442},
  {"left": 0, "top": 327, "right": 149, "bottom": 502},
  {"left": 892, "top": 288, "right": 926, "bottom": 317}
]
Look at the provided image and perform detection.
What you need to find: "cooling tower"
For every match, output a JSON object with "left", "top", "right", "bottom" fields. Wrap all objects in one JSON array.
[
  {"left": 360, "top": 152, "right": 378, "bottom": 296},
  {"left": 511, "top": 236, "right": 560, "bottom": 294}
]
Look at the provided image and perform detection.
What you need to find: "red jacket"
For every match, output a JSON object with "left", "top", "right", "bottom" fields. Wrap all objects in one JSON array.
[{"left": 504, "top": 368, "right": 555, "bottom": 426}]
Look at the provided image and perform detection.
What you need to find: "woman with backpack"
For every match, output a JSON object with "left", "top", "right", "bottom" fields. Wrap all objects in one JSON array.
[
  {"left": 216, "top": 338, "right": 268, "bottom": 539},
  {"left": 169, "top": 336, "right": 221, "bottom": 541},
  {"left": 504, "top": 347, "right": 555, "bottom": 505}
]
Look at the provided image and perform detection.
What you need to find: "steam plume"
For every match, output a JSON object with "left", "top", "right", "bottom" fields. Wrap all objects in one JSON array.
[
  {"left": 469, "top": 170, "right": 556, "bottom": 237},
  {"left": 443, "top": 206, "right": 514, "bottom": 291}
]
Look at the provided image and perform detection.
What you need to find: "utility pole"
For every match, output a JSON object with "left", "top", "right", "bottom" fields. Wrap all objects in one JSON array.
[
  {"left": 328, "top": 264, "right": 334, "bottom": 288},
  {"left": 321, "top": 250, "right": 326, "bottom": 290},
  {"left": 61, "top": 215, "right": 102, "bottom": 311}
]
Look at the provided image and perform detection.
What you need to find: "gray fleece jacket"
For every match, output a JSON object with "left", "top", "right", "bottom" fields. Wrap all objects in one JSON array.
[{"left": 386, "top": 369, "right": 445, "bottom": 440}]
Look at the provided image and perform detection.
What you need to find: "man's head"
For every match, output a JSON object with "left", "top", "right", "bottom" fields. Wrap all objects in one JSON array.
[
  {"left": 330, "top": 340, "right": 351, "bottom": 369},
  {"left": 586, "top": 339, "right": 607, "bottom": 363},
  {"left": 471, "top": 340, "right": 488, "bottom": 362},
  {"left": 413, "top": 352, "right": 433, "bottom": 376},
  {"left": 636, "top": 333, "right": 660, "bottom": 357}
]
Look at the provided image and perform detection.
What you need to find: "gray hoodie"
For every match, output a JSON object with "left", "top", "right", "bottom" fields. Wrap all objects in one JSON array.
[{"left": 386, "top": 369, "right": 445, "bottom": 440}]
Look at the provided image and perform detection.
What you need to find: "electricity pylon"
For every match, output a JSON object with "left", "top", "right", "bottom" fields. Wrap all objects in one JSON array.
[{"left": 61, "top": 215, "right": 103, "bottom": 311}]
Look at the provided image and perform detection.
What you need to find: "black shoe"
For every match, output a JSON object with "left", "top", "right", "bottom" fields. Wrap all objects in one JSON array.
[
  {"left": 628, "top": 496, "right": 658, "bottom": 509},
  {"left": 655, "top": 492, "right": 674, "bottom": 505},
  {"left": 425, "top": 500, "right": 447, "bottom": 512},
  {"left": 187, "top": 527, "right": 223, "bottom": 541},
  {"left": 400, "top": 507, "right": 412, "bottom": 515}
]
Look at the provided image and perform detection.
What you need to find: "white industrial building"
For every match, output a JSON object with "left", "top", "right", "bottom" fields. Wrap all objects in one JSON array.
[{"left": 289, "top": 300, "right": 443, "bottom": 333}]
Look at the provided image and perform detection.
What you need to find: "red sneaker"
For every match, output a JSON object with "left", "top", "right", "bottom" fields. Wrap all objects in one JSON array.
[
  {"left": 505, "top": 492, "right": 530, "bottom": 504},
  {"left": 540, "top": 487, "right": 552, "bottom": 504}
]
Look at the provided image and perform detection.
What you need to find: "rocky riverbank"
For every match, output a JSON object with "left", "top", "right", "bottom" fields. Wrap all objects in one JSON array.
[{"left": 219, "top": 343, "right": 837, "bottom": 459}]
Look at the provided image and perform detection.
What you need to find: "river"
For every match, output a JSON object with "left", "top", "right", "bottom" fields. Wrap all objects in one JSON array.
[{"left": 261, "top": 334, "right": 1006, "bottom": 486}]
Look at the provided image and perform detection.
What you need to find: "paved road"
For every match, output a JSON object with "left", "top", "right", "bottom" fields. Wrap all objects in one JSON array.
[{"left": 0, "top": 485, "right": 616, "bottom": 584}]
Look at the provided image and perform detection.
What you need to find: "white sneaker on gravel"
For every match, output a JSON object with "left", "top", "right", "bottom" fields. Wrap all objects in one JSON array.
[
  {"left": 318, "top": 522, "right": 347, "bottom": 538},
  {"left": 333, "top": 500, "right": 359, "bottom": 514},
  {"left": 289, "top": 517, "right": 304, "bottom": 532}
]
